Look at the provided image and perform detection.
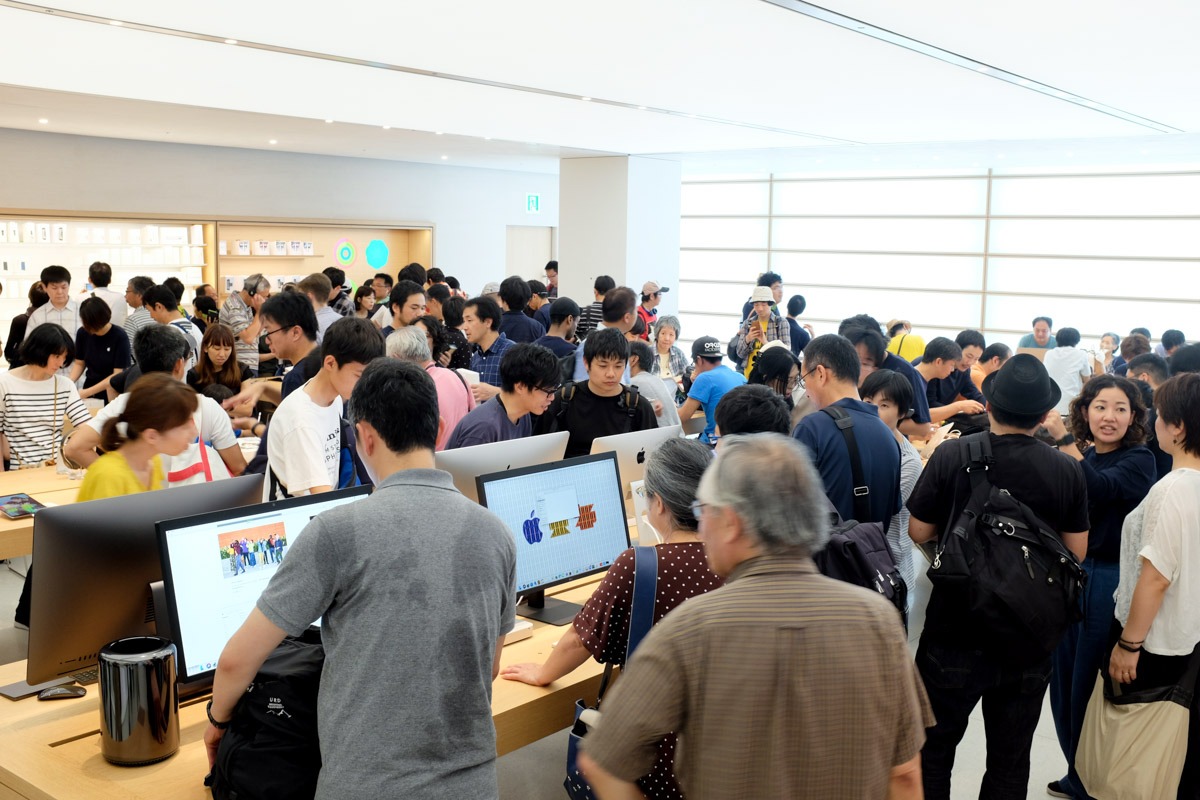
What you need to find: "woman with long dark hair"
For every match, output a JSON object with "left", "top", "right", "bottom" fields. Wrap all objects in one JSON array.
[{"left": 187, "top": 323, "right": 253, "bottom": 394}]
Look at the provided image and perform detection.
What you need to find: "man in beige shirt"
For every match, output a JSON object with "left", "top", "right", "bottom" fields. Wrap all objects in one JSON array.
[{"left": 580, "top": 433, "right": 933, "bottom": 800}]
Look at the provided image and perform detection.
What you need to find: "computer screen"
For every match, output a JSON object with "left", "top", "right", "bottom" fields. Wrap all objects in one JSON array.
[
  {"left": 434, "top": 431, "right": 569, "bottom": 503},
  {"left": 157, "top": 486, "right": 370, "bottom": 681},
  {"left": 477, "top": 453, "right": 630, "bottom": 624}
]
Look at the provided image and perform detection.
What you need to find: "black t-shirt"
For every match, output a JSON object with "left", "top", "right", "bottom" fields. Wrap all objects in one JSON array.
[
  {"left": 907, "top": 432, "right": 1089, "bottom": 656},
  {"left": 110, "top": 364, "right": 142, "bottom": 394},
  {"left": 186, "top": 362, "right": 254, "bottom": 393},
  {"left": 75, "top": 326, "right": 133, "bottom": 389},
  {"left": 535, "top": 381, "right": 658, "bottom": 458}
]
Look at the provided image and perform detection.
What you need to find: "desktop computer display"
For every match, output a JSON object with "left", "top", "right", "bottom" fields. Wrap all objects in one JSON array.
[
  {"left": 477, "top": 452, "right": 630, "bottom": 625},
  {"left": 435, "top": 431, "right": 569, "bottom": 503},
  {"left": 157, "top": 486, "right": 370, "bottom": 682}
]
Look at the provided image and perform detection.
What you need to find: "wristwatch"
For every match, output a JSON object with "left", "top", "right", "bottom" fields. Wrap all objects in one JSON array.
[
  {"left": 1055, "top": 432, "right": 1075, "bottom": 447},
  {"left": 206, "top": 699, "right": 232, "bottom": 730}
]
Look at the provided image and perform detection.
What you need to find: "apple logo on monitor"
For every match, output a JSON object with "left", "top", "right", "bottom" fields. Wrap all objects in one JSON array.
[
  {"left": 522, "top": 510, "right": 543, "bottom": 544},
  {"left": 636, "top": 448, "right": 647, "bottom": 465}
]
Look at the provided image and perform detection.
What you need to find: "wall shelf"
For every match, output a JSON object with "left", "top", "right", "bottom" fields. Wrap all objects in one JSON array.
[{"left": 217, "top": 254, "right": 326, "bottom": 259}]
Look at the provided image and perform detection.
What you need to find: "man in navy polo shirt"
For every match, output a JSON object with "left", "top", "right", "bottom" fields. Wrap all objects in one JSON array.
[
  {"left": 840, "top": 317, "right": 937, "bottom": 439},
  {"left": 792, "top": 334, "right": 902, "bottom": 525},
  {"left": 497, "top": 276, "right": 546, "bottom": 344},
  {"left": 532, "top": 297, "right": 579, "bottom": 359}
]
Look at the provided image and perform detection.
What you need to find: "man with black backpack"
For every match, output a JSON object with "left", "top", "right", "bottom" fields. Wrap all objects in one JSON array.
[
  {"left": 537, "top": 328, "right": 657, "bottom": 457},
  {"left": 907, "top": 353, "right": 1089, "bottom": 800}
]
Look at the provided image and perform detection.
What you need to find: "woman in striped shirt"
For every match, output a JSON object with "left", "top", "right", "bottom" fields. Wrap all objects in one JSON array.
[{"left": 0, "top": 324, "right": 92, "bottom": 470}]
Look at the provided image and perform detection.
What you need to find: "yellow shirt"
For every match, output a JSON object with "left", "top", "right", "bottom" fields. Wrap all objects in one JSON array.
[
  {"left": 77, "top": 451, "right": 165, "bottom": 502},
  {"left": 886, "top": 333, "right": 926, "bottom": 363}
]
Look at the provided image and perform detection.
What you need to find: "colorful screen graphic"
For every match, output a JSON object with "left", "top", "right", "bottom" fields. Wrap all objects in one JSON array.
[
  {"left": 365, "top": 239, "right": 389, "bottom": 270},
  {"left": 334, "top": 238, "right": 357, "bottom": 267}
]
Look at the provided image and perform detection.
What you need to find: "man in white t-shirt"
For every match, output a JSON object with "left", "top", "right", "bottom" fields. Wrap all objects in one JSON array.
[
  {"left": 1043, "top": 327, "right": 1092, "bottom": 415},
  {"left": 64, "top": 325, "right": 248, "bottom": 476},
  {"left": 266, "top": 316, "right": 384, "bottom": 498}
]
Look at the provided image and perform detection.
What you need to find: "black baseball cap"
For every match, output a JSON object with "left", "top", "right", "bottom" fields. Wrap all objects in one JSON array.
[{"left": 692, "top": 336, "right": 723, "bottom": 359}]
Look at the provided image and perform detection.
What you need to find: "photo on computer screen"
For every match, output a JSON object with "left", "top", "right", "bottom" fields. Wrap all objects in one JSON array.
[{"left": 217, "top": 524, "right": 289, "bottom": 580}]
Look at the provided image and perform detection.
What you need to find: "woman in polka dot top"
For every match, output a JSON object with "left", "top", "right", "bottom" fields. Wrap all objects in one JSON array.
[{"left": 501, "top": 437, "right": 722, "bottom": 798}]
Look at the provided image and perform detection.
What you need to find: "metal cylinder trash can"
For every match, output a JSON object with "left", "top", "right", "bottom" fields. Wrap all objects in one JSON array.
[{"left": 98, "top": 636, "right": 179, "bottom": 765}]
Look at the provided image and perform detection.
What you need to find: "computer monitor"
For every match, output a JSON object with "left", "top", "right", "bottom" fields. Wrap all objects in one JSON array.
[
  {"left": 156, "top": 486, "right": 371, "bottom": 684},
  {"left": 434, "top": 431, "right": 569, "bottom": 503},
  {"left": 477, "top": 452, "right": 630, "bottom": 625},
  {"left": 590, "top": 424, "right": 681, "bottom": 513},
  {"left": 27, "top": 474, "right": 266, "bottom": 685}
]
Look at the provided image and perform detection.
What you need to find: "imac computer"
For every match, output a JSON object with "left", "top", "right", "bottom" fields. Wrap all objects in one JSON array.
[
  {"left": 27, "top": 474, "right": 266, "bottom": 685},
  {"left": 156, "top": 486, "right": 370, "bottom": 686},
  {"left": 590, "top": 424, "right": 681, "bottom": 513},
  {"left": 435, "top": 431, "right": 569, "bottom": 503},
  {"left": 477, "top": 452, "right": 630, "bottom": 625}
]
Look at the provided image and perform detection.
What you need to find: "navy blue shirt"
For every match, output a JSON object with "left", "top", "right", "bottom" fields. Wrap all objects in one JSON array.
[
  {"left": 787, "top": 318, "right": 810, "bottom": 358},
  {"left": 534, "top": 303, "right": 552, "bottom": 332},
  {"left": 498, "top": 310, "right": 545, "bottom": 344},
  {"left": 1081, "top": 445, "right": 1156, "bottom": 562},
  {"left": 532, "top": 334, "right": 576, "bottom": 358},
  {"left": 792, "top": 397, "right": 902, "bottom": 525},
  {"left": 882, "top": 352, "right": 931, "bottom": 424},
  {"left": 445, "top": 395, "right": 530, "bottom": 449},
  {"left": 912, "top": 358, "right": 985, "bottom": 407}
]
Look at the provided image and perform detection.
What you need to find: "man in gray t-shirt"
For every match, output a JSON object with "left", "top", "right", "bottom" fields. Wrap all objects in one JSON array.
[{"left": 205, "top": 360, "right": 516, "bottom": 799}]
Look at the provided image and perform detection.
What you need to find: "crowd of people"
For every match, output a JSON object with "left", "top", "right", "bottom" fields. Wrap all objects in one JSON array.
[{"left": 3, "top": 256, "right": 1200, "bottom": 800}]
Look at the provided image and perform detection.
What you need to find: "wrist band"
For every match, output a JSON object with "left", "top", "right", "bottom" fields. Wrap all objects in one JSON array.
[
  {"left": 1055, "top": 432, "right": 1075, "bottom": 447},
  {"left": 1117, "top": 640, "right": 1142, "bottom": 653}
]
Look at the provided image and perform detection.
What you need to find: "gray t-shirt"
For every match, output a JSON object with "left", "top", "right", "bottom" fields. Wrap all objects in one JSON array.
[{"left": 257, "top": 468, "right": 516, "bottom": 799}]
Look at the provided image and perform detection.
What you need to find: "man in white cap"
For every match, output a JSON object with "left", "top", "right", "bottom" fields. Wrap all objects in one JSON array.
[
  {"left": 636, "top": 281, "right": 669, "bottom": 341},
  {"left": 734, "top": 285, "right": 790, "bottom": 374}
]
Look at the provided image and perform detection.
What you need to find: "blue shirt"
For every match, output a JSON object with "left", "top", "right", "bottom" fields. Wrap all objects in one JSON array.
[
  {"left": 470, "top": 333, "right": 515, "bottom": 387},
  {"left": 882, "top": 352, "right": 931, "bottom": 424},
  {"left": 1081, "top": 445, "right": 1156, "bottom": 562},
  {"left": 1018, "top": 333, "right": 1057, "bottom": 349},
  {"left": 912, "top": 357, "right": 985, "bottom": 407},
  {"left": 532, "top": 334, "right": 577, "bottom": 358},
  {"left": 687, "top": 364, "right": 746, "bottom": 442},
  {"left": 534, "top": 303, "right": 552, "bottom": 332},
  {"left": 444, "top": 395, "right": 530, "bottom": 450},
  {"left": 792, "top": 397, "right": 902, "bottom": 525},
  {"left": 572, "top": 325, "right": 631, "bottom": 383},
  {"left": 787, "top": 318, "right": 810, "bottom": 357},
  {"left": 498, "top": 310, "right": 545, "bottom": 344}
]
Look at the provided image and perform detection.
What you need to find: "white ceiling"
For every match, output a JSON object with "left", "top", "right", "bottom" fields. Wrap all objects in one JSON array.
[{"left": 0, "top": 0, "right": 1192, "bottom": 172}]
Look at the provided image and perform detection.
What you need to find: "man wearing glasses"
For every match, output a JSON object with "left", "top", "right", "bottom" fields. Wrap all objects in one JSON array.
[
  {"left": 636, "top": 281, "right": 668, "bottom": 342},
  {"left": 444, "top": 343, "right": 562, "bottom": 449}
]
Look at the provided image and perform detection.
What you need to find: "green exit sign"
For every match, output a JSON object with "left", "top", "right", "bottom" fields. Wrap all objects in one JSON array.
[{"left": 526, "top": 193, "right": 541, "bottom": 214}]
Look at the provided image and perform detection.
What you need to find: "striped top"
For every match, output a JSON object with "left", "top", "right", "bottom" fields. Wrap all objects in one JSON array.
[
  {"left": 583, "top": 554, "right": 933, "bottom": 800},
  {"left": 0, "top": 372, "right": 91, "bottom": 470},
  {"left": 576, "top": 301, "right": 604, "bottom": 340},
  {"left": 123, "top": 307, "right": 155, "bottom": 348}
]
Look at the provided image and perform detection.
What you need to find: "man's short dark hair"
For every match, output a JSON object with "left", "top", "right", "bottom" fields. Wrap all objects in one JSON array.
[
  {"left": 528, "top": 280, "right": 547, "bottom": 297},
  {"left": 1121, "top": 333, "right": 1152, "bottom": 361},
  {"left": 79, "top": 296, "right": 112, "bottom": 331},
  {"left": 838, "top": 314, "right": 883, "bottom": 336},
  {"left": 499, "top": 343, "right": 560, "bottom": 393},
  {"left": 1055, "top": 327, "right": 1081, "bottom": 348},
  {"left": 593, "top": 275, "right": 616, "bottom": 294},
  {"left": 349, "top": 359, "right": 439, "bottom": 454},
  {"left": 1127, "top": 353, "right": 1170, "bottom": 385},
  {"left": 923, "top": 337, "right": 963, "bottom": 363},
  {"left": 321, "top": 317, "right": 384, "bottom": 367},
  {"left": 261, "top": 291, "right": 319, "bottom": 342},
  {"left": 19, "top": 323, "right": 75, "bottom": 368},
  {"left": 545, "top": 260, "right": 558, "bottom": 275},
  {"left": 499, "top": 276, "right": 532, "bottom": 311},
  {"left": 426, "top": 267, "right": 445, "bottom": 284},
  {"left": 202, "top": 383, "right": 235, "bottom": 405},
  {"left": 141, "top": 285, "right": 179, "bottom": 311},
  {"left": 981, "top": 342, "right": 1011, "bottom": 364},
  {"left": 374, "top": 273, "right": 394, "bottom": 289},
  {"left": 1169, "top": 343, "right": 1200, "bottom": 376},
  {"left": 442, "top": 296, "right": 466, "bottom": 328},
  {"left": 40, "top": 265, "right": 71, "bottom": 286},
  {"left": 128, "top": 276, "right": 155, "bottom": 297},
  {"left": 397, "top": 263, "right": 426, "bottom": 287},
  {"left": 840, "top": 326, "right": 887, "bottom": 369},
  {"left": 583, "top": 327, "right": 629, "bottom": 365},
  {"left": 427, "top": 284, "right": 451, "bottom": 305},
  {"left": 715, "top": 385, "right": 789, "bottom": 435},
  {"left": 322, "top": 266, "right": 346, "bottom": 289},
  {"left": 298, "top": 273, "right": 333, "bottom": 304},
  {"left": 1130, "top": 327, "right": 1151, "bottom": 339},
  {"left": 445, "top": 276, "right": 461, "bottom": 290},
  {"left": 860, "top": 369, "right": 914, "bottom": 420},
  {"left": 1155, "top": 373, "right": 1200, "bottom": 455},
  {"left": 88, "top": 261, "right": 112, "bottom": 288},
  {"left": 163, "top": 277, "right": 186, "bottom": 303},
  {"left": 1162, "top": 329, "right": 1186, "bottom": 351},
  {"left": 787, "top": 295, "right": 806, "bottom": 317},
  {"left": 628, "top": 340, "right": 655, "bottom": 372},
  {"left": 389, "top": 280, "right": 426, "bottom": 310},
  {"left": 601, "top": 287, "right": 637, "bottom": 324},
  {"left": 989, "top": 405, "right": 1047, "bottom": 431},
  {"left": 195, "top": 284, "right": 214, "bottom": 298},
  {"left": 756, "top": 272, "right": 782, "bottom": 288},
  {"left": 955, "top": 329, "right": 986, "bottom": 351},
  {"left": 133, "top": 324, "right": 191, "bottom": 374},
  {"left": 465, "top": 296, "right": 502, "bottom": 331},
  {"left": 803, "top": 334, "right": 861, "bottom": 384},
  {"left": 1033, "top": 316, "right": 1053, "bottom": 329}
]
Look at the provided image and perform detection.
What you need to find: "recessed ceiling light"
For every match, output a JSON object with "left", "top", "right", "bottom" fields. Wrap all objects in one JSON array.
[
  {"left": 581, "top": 96, "right": 591, "bottom": 102},
  {"left": 1140, "top": 149, "right": 1150, "bottom": 155},
  {"left": 268, "top": 139, "right": 277, "bottom": 144},
  {"left": 932, "top": 156, "right": 940, "bottom": 160},
  {"left": 38, "top": 118, "right": 48, "bottom": 124},
  {"left": 440, "top": 155, "right": 448, "bottom": 160},
  {"left": 109, "top": 19, "right": 122, "bottom": 25},
  {"left": 1085, "top": 101, "right": 1099, "bottom": 108},
  {"left": 996, "top": 154, "right": 1005, "bottom": 159},
  {"left": 972, "top": 163, "right": 979, "bottom": 167},
  {"left": 687, "top": 113, "right": 697, "bottom": 118},
  {"left": 636, "top": 106, "right": 646, "bottom": 110},
  {"left": 224, "top": 39, "right": 238, "bottom": 45},
  {"left": 872, "top": 157, "right": 880, "bottom": 162},
  {"left": 1054, "top": 91, "right": 1068, "bottom": 98},
  {"left": 1066, "top": 152, "right": 1074, "bottom": 157},
  {"left": 435, "top": 131, "right": 443, "bottom": 135},
  {"left": 976, "top": 66, "right": 989, "bottom": 73},
  {"left": 382, "top": 125, "right": 390, "bottom": 130},
  {"left": 816, "top": 159, "right": 823, "bottom": 163},
  {"left": 324, "top": 119, "right": 333, "bottom": 123},
  {"left": 484, "top": 136, "right": 491, "bottom": 140},
  {"left": 1017, "top": 79, "right": 1032, "bottom": 86}
]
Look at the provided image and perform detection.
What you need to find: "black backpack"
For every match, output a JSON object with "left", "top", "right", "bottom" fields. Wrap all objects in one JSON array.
[
  {"left": 927, "top": 433, "right": 1087, "bottom": 659},
  {"left": 549, "top": 381, "right": 641, "bottom": 431},
  {"left": 207, "top": 631, "right": 324, "bottom": 800},
  {"left": 557, "top": 353, "right": 576, "bottom": 385}
]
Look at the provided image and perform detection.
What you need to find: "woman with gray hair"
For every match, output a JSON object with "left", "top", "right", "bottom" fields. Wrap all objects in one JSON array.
[
  {"left": 651, "top": 315, "right": 689, "bottom": 382},
  {"left": 501, "top": 436, "right": 721, "bottom": 799}
]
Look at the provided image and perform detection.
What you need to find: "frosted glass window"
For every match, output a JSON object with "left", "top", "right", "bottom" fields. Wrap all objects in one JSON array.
[
  {"left": 681, "top": 182, "right": 770, "bottom": 216},
  {"left": 679, "top": 250, "right": 768, "bottom": 283},
  {"left": 987, "top": 257, "right": 1200, "bottom": 299},
  {"left": 676, "top": 312, "right": 744, "bottom": 342},
  {"left": 991, "top": 175, "right": 1200, "bottom": 216},
  {"left": 989, "top": 219, "right": 1200, "bottom": 258},
  {"left": 985, "top": 295, "right": 1197, "bottom": 339},
  {"left": 770, "top": 252, "right": 984, "bottom": 292},
  {"left": 795, "top": 287, "right": 980, "bottom": 329},
  {"left": 678, "top": 282, "right": 761, "bottom": 315},
  {"left": 680, "top": 218, "right": 768, "bottom": 250},
  {"left": 772, "top": 218, "right": 986, "bottom": 253},
  {"left": 772, "top": 178, "right": 987, "bottom": 216}
]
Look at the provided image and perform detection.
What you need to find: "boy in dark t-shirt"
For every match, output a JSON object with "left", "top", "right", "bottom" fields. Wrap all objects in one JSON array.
[{"left": 536, "top": 328, "right": 656, "bottom": 458}]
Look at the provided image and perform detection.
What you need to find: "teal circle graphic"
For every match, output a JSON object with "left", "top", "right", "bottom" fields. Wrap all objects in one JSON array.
[{"left": 365, "top": 239, "right": 390, "bottom": 270}]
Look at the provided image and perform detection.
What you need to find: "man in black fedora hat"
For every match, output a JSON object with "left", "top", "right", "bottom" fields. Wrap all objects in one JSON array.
[{"left": 905, "top": 353, "right": 1090, "bottom": 800}]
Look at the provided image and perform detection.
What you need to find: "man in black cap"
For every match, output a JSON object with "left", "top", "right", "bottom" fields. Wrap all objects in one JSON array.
[
  {"left": 532, "top": 297, "right": 580, "bottom": 358},
  {"left": 678, "top": 336, "right": 747, "bottom": 444},
  {"left": 905, "top": 353, "right": 1089, "bottom": 800}
]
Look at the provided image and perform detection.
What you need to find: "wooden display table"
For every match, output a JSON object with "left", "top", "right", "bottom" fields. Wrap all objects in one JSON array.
[
  {"left": 0, "top": 575, "right": 609, "bottom": 799},
  {"left": 0, "top": 467, "right": 83, "bottom": 562}
]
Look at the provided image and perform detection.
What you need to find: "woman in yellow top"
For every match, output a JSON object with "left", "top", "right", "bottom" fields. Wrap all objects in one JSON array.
[
  {"left": 78, "top": 373, "right": 200, "bottom": 501},
  {"left": 885, "top": 319, "right": 926, "bottom": 363}
]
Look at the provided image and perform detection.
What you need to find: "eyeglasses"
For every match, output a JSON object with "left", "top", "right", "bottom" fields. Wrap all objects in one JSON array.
[
  {"left": 262, "top": 326, "right": 290, "bottom": 341},
  {"left": 689, "top": 500, "right": 709, "bottom": 519},
  {"left": 534, "top": 385, "right": 559, "bottom": 397},
  {"left": 797, "top": 367, "right": 818, "bottom": 389}
]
